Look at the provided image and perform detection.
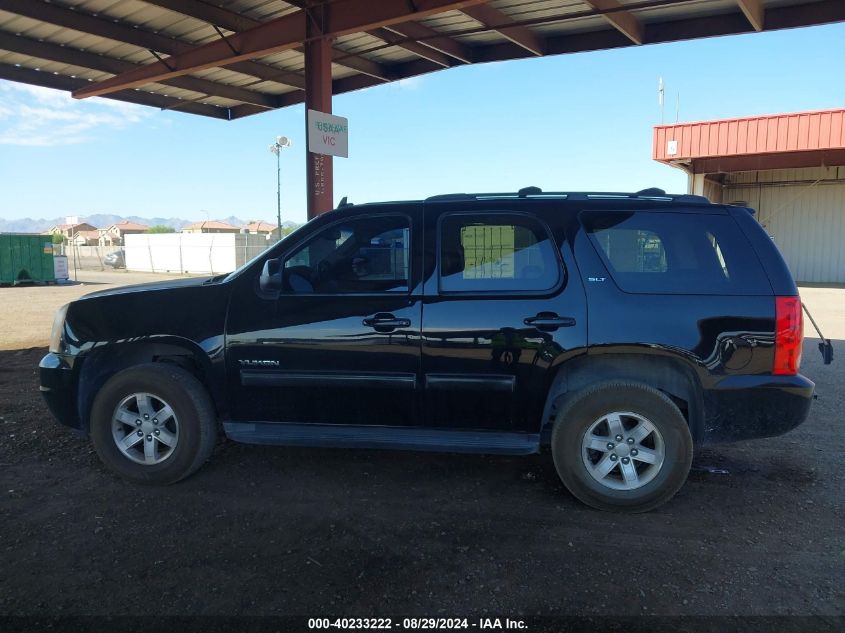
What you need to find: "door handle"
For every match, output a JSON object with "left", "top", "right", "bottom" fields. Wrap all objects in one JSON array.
[
  {"left": 363, "top": 313, "right": 411, "bottom": 332},
  {"left": 523, "top": 312, "right": 576, "bottom": 331}
]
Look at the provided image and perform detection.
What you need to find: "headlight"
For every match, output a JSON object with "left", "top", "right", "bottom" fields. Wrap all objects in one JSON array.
[{"left": 49, "top": 303, "right": 69, "bottom": 353}]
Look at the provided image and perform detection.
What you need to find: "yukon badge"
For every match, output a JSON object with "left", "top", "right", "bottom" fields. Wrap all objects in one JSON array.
[{"left": 239, "top": 359, "right": 280, "bottom": 367}]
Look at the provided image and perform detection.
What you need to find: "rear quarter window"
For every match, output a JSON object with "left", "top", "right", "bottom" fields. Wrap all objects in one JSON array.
[{"left": 582, "top": 210, "right": 771, "bottom": 295}]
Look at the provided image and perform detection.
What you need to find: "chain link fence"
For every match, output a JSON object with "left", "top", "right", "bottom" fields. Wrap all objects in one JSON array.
[{"left": 55, "top": 244, "right": 122, "bottom": 272}]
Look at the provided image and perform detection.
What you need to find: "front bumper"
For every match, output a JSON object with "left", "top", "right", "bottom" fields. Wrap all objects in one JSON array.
[
  {"left": 40, "top": 352, "right": 83, "bottom": 431},
  {"left": 701, "top": 373, "right": 814, "bottom": 444}
]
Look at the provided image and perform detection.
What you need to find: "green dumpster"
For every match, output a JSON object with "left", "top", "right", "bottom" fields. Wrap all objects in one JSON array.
[{"left": 0, "top": 234, "right": 57, "bottom": 285}]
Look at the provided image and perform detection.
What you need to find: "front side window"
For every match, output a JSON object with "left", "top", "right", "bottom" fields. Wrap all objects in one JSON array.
[
  {"left": 439, "top": 213, "right": 561, "bottom": 293},
  {"left": 282, "top": 215, "right": 410, "bottom": 294}
]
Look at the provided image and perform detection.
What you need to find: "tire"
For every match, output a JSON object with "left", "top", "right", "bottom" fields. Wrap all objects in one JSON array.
[
  {"left": 89, "top": 363, "right": 217, "bottom": 485},
  {"left": 551, "top": 381, "right": 693, "bottom": 513}
]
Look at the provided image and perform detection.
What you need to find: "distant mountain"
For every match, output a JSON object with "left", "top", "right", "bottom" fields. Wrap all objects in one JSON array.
[{"left": 0, "top": 214, "right": 300, "bottom": 234}]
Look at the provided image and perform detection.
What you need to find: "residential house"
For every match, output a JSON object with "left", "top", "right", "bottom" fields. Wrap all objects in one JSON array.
[
  {"left": 69, "top": 230, "right": 101, "bottom": 246},
  {"left": 244, "top": 221, "right": 277, "bottom": 236},
  {"left": 98, "top": 221, "right": 149, "bottom": 246},
  {"left": 46, "top": 222, "right": 97, "bottom": 240},
  {"left": 181, "top": 220, "right": 241, "bottom": 234}
]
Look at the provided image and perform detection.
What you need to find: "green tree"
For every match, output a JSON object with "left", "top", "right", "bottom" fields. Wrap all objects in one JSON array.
[
  {"left": 51, "top": 233, "right": 65, "bottom": 245},
  {"left": 147, "top": 225, "right": 176, "bottom": 234}
]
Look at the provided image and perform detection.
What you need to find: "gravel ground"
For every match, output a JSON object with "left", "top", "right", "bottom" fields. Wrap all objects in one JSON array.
[{"left": 0, "top": 278, "right": 843, "bottom": 625}]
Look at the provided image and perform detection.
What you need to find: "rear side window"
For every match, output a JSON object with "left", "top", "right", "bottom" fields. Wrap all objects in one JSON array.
[
  {"left": 583, "top": 211, "right": 771, "bottom": 295},
  {"left": 439, "top": 213, "right": 561, "bottom": 293}
]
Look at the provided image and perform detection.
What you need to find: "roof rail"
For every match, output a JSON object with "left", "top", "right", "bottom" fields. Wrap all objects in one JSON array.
[{"left": 424, "top": 188, "right": 711, "bottom": 204}]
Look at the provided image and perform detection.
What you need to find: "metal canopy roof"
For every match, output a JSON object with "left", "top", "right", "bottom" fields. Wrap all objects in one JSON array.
[{"left": 1, "top": 0, "right": 843, "bottom": 121}]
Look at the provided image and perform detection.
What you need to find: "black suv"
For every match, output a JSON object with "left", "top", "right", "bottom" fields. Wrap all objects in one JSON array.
[{"left": 40, "top": 189, "right": 815, "bottom": 512}]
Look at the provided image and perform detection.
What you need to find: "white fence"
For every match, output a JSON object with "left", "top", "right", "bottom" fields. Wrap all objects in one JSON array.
[{"left": 124, "top": 233, "right": 272, "bottom": 274}]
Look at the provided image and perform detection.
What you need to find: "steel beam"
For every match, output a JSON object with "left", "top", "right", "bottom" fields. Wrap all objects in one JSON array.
[
  {"left": 228, "top": 59, "right": 444, "bottom": 120},
  {"left": 142, "top": 0, "right": 393, "bottom": 83},
  {"left": 305, "top": 32, "right": 334, "bottom": 218},
  {"left": 71, "top": 0, "right": 485, "bottom": 99},
  {"left": 383, "top": 21, "right": 473, "bottom": 63},
  {"left": 460, "top": 4, "right": 544, "bottom": 55},
  {"left": 735, "top": 0, "right": 765, "bottom": 31},
  {"left": 580, "top": 0, "right": 644, "bottom": 45},
  {"left": 0, "top": 63, "right": 228, "bottom": 119},
  {"left": 0, "top": 0, "right": 305, "bottom": 90},
  {"left": 366, "top": 28, "right": 455, "bottom": 67},
  {"left": 0, "top": 32, "right": 283, "bottom": 108}
]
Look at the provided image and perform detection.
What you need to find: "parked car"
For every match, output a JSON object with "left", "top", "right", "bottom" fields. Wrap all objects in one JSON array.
[
  {"left": 103, "top": 249, "right": 125, "bottom": 269},
  {"left": 40, "top": 188, "right": 821, "bottom": 511}
]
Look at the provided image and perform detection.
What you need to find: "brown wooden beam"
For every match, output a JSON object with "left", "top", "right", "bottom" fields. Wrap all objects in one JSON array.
[
  {"left": 580, "top": 0, "right": 644, "bottom": 45},
  {"left": 383, "top": 21, "right": 473, "bottom": 63},
  {"left": 735, "top": 0, "right": 765, "bottom": 31},
  {"left": 0, "top": 63, "right": 229, "bottom": 119},
  {"left": 0, "top": 32, "right": 283, "bottom": 108},
  {"left": 71, "top": 0, "right": 484, "bottom": 99},
  {"left": 460, "top": 4, "right": 544, "bottom": 55},
  {"left": 0, "top": 0, "right": 305, "bottom": 90}
]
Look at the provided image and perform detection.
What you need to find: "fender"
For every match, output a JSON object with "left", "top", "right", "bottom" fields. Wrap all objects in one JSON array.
[
  {"left": 540, "top": 350, "right": 705, "bottom": 443},
  {"left": 75, "top": 335, "right": 227, "bottom": 431}
]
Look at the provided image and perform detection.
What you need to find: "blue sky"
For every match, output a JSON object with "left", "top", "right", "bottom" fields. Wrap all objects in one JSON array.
[{"left": 1, "top": 22, "right": 844, "bottom": 225}]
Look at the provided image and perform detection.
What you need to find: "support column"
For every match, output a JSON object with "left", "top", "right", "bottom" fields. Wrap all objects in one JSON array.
[{"left": 305, "top": 12, "right": 333, "bottom": 219}]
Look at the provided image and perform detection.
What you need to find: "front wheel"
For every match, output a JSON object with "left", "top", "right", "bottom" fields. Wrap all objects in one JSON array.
[
  {"left": 90, "top": 363, "right": 217, "bottom": 485},
  {"left": 551, "top": 381, "right": 693, "bottom": 512}
]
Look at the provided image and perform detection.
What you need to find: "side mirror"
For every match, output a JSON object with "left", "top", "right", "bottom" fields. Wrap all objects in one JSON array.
[{"left": 259, "top": 258, "right": 283, "bottom": 293}]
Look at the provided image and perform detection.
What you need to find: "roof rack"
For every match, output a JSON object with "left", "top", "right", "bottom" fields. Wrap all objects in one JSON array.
[{"left": 425, "top": 187, "right": 710, "bottom": 204}]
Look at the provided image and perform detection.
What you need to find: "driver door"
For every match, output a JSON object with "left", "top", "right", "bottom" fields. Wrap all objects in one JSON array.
[{"left": 225, "top": 208, "right": 423, "bottom": 427}]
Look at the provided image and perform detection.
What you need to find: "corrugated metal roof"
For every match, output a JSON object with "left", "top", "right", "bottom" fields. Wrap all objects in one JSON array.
[
  {"left": 654, "top": 108, "right": 845, "bottom": 162},
  {"left": 0, "top": 0, "right": 842, "bottom": 120}
]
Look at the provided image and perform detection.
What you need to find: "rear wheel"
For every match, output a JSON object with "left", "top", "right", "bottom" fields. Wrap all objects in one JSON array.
[
  {"left": 90, "top": 363, "right": 217, "bottom": 485},
  {"left": 551, "top": 381, "right": 693, "bottom": 512}
]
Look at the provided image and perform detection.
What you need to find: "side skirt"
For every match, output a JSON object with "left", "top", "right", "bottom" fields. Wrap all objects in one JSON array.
[{"left": 223, "top": 422, "right": 540, "bottom": 455}]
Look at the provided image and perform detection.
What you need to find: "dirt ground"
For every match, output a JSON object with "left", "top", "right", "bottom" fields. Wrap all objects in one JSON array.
[
  {"left": 0, "top": 272, "right": 843, "bottom": 624},
  {"left": 0, "top": 271, "right": 198, "bottom": 350}
]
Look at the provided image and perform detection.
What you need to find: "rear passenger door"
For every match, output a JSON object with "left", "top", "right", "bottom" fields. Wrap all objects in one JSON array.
[{"left": 420, "top": 202, "right": 587, "bottom": 433}]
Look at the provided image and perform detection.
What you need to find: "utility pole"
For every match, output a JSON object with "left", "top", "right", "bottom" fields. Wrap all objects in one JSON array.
[{"left": 269, "top": 136, "right": 292, "bottom": 241}]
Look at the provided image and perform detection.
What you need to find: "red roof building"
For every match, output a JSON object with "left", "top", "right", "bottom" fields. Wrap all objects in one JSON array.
[{"left": 653, "top": 108, "right": 845, "bottom": 283}]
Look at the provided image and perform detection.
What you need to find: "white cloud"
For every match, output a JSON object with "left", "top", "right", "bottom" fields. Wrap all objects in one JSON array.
[{"left": 0, "top": 82, "right": 152, "bottom": 146}]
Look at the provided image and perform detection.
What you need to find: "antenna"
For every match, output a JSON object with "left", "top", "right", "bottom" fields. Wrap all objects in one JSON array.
[
  {"left": 675, "top": 92, "right": 680, "bottom": 123},
  {"left": 658, "top": 77, "right": 665, "bottom": 124}
]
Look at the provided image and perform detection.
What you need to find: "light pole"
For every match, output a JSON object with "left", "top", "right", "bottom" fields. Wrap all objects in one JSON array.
[{"left": 269, "top": 136, "right": 292, "bottom": 241}]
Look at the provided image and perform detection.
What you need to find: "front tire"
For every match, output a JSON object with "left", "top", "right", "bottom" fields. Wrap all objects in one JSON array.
[
  {"left": 90, "top": 363, "right": 217, "bottom": 485},
  {"left": 551, "top": 381, "right": 693, "bottom": 512}
]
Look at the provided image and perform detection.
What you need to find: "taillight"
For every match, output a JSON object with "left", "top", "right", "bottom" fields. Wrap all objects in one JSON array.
[{"left": 773, "top": 296, "right": 803, "bottom": 375}]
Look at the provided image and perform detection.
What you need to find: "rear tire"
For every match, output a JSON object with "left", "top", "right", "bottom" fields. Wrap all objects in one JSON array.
[
  {"left": 551, "top": 381, "right": 693, "bottom": 512},
  {"left": 90, "top": 363, "right": 217, "bottom": 485}
]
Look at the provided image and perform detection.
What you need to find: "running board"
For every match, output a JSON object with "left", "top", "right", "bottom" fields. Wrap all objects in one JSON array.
[{"left": 223, "top": 422, "right": 540, "bottom": 455}]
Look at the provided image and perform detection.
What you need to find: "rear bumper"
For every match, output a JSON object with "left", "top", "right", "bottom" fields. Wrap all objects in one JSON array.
[
  {"left": 701, "top": 373, "right": 814, "bottom": 444},
  {"left": 39, "top": 352, "right": 83, "bottom": 431}
]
